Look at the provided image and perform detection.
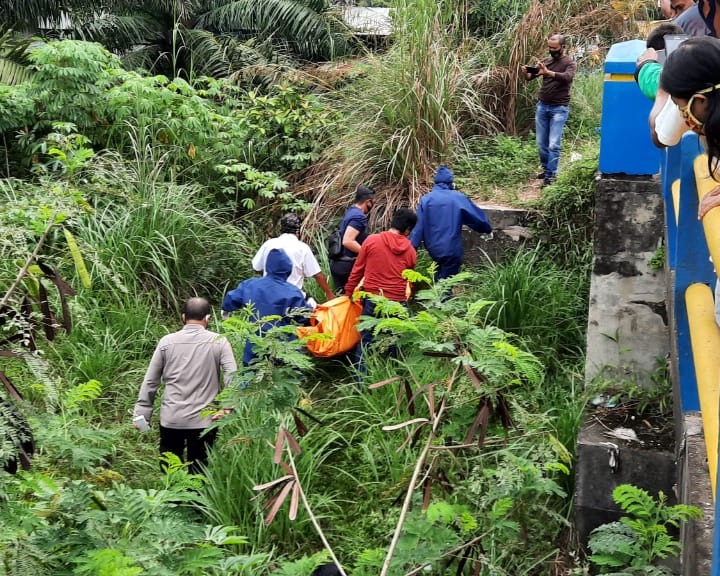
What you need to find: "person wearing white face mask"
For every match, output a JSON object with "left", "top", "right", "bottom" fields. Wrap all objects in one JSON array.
[
  {"left": 662, "top": 36, "right": 720, "bottom": 324},
  {"left": 521, "top": 34, "right": 577, "bottom": 187},
  {"left": 662, "top": 37, "right": 720, "bottom": 187}
]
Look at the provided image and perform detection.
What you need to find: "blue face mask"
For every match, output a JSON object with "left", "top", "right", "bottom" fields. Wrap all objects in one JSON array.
[{"left": 699, "top": 0, "right": 717, "bottom": 36}]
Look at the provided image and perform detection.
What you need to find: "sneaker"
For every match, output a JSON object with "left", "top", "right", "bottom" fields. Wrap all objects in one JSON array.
[{"left": 535, "top": 172, "right": 546, "bottom": 180}]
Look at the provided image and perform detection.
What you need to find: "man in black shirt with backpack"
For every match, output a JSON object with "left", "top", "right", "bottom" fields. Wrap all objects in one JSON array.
[{"left": 328, "top": 186, "right": 375, "bottom": 294}]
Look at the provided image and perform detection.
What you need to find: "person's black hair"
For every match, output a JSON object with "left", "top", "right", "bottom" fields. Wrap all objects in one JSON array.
[
  {"left": 280, "top": 212, "right": 302, "bottom": 234},
  {"left": 310, "top": 563, "right": 342, "bottom": 576},
  {"left": 661, "top": 36, "right": 720, "bottom": 179},
  {"left": 184, "top": 297, "right": 211, "bottom": 320},
  {"left": 646, "top": 22, "right": 684, "bottom": 50},
  {"left": 354, "top": 185, "right": 375, "bottom": 203},
  {"left": 391, "top": 207, "right": 417, "bottom": 233}
]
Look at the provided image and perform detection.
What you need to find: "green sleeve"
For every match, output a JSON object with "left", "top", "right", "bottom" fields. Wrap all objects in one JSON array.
[{"left": 637, "top": 61, "right": 662, "bottom": 101}]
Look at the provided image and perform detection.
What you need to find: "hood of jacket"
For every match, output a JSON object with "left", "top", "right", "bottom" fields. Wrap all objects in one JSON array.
[
  {"left": 265, "top": 248, "right": 292, "bottom": 281},
  {"left": 434, "top": 165, "right": 454, "bottom": 189},
  {"left": 381, "top": 230, "right": 412, "bottom": 255}
]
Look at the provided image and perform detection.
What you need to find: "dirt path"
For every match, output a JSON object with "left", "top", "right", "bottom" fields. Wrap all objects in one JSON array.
[{"left": 471, "top": 177, "right": 544, "bottom": 210}]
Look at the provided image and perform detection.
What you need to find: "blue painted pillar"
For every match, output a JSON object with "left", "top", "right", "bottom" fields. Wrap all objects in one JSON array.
[{"left": 599, "top": 40, "right": 659, "bottom": 176}]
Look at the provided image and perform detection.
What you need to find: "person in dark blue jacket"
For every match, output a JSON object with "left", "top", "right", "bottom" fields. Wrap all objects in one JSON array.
[
  {"left": 222, "top": 248, "right": 310, "bottom": 366},
  {"left": 410, "top": 165, "right": 493, "bottom": 280}
]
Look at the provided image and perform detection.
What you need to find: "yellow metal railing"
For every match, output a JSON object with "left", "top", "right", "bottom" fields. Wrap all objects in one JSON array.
[{"left": 686, "top": 283, "right": 720, "bottom": 496}]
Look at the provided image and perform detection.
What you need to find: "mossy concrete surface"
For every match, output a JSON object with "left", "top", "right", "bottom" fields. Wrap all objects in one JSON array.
[{"left": 585, "top": 176, "right": 668, "bottom": 387}]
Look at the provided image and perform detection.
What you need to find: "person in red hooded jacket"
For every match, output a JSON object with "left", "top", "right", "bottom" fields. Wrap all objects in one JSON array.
[
  {"left": 344, "top": 208, "right": 417, "bottom": 302},
  {"left": 345, "top": 208, "right": 417, "bottom": 378}
]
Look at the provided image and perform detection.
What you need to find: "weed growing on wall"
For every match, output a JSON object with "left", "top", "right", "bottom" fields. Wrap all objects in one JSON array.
[{"left": 588, "top": 484, "right": 701, "bottom": 574}]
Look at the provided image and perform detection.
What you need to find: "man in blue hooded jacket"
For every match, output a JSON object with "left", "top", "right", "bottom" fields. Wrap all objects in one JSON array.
[
  {"left": 410, "top": 166, "right": 492, "bottom": 280},
  {"left": 222, "top": 248, "right": 310, "bottom": 366}
]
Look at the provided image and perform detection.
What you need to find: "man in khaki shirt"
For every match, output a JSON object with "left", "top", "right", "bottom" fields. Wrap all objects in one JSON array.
[{"left": 133, "top": 297, "right": 237, "bottom": 473}]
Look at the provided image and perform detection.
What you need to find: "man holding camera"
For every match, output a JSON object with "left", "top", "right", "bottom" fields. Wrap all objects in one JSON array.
[{"left": 522, "top": 34, "right": 577, "bottom": 187}]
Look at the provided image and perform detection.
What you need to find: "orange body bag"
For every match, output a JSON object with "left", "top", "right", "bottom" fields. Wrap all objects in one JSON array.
[{"left": 297, "top": 295, "right": 362, "bottom": 358}]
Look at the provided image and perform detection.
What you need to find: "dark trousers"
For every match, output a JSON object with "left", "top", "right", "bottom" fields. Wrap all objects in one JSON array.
[
  {"left": 435, "top": 256, "right": 462, "bottom": 280},
  {"left": 353, "top": 299, "right": 406, "bottom": 380},
  {"left": 159, "top": 425, "right": 217, "bottom": 474},
  {"left": 329, "top": 258, "right": 355, "bottom": 294}
]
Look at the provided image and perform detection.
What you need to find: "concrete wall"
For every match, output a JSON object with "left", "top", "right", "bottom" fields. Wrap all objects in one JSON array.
[
  {"left": 585, "top": 176, "right": 669, "bottom": 386},
  {"left": 462, "top": 205, "right": 532, "bottom": 266},
  {"left": 574, "top": 418, "right": 676, "bottom": 547},
  {"left": 678, "top": 414, "right": 714, "bottom": 576}
]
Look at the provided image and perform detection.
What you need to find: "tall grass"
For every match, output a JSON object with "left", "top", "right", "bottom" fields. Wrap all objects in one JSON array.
[
  {"left": 475, "top": 248, "right": 588, "bottom": 372},
  {"left": 306, "top": 0, "right": 499, "bottom": 225},
  {"left": 73, "top": 181, "right": 255, "bottom": 310},
  {"left": 199, "top": 378, "right": 422, "bottom": 558},
  {"left": 200, "top": 409, "right": 347, "bottom": 550},
  {"left": 472, "top": 0, "right": 620, "bottom": 134},
  {"left": 45, "top": 294, "right": 167, "bottom": 414},
  {"left": 566, "top": 70, "right": 604, "bottom": 141}
]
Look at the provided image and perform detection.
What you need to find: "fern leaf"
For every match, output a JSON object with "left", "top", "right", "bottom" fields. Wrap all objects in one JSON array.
[
  {"left": 19, "top": 351, "right": 59, "bottom": 411},
  {"left": 63, "top": 379, "right": 102, "bottom": 412},
  {"left": 63, "top": 227, "right": 92, "bottom": 289}
]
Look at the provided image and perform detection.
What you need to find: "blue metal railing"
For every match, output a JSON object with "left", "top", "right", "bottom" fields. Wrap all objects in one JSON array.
[
  {"left": 665, "top": 133, "right": 715, "bottom": 412},
  {"left": 661, "top": 131, "right": 720, "bottom": 574}
]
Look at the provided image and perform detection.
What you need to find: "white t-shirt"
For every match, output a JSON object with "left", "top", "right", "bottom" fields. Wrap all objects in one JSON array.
[{"left": 251, "top": 234, "right": 322, "bottom": 290}]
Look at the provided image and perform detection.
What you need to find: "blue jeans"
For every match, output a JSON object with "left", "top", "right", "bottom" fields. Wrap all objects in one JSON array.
[{"left": 535, "top": 102, "right": 569, "bottom": 180}]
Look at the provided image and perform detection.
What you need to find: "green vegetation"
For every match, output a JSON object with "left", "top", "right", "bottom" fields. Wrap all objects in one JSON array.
[
  {"left": 0, "top": 0, "right": 665, "bottom": 574},
  {"left": 4, "top": 0, "right": 352, "bottom": 77},
  {"left": 588, "top": 484, "right": 702, "bottom": 575}
]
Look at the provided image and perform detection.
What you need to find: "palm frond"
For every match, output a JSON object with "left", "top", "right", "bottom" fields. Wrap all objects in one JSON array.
[
  {"left": 0, "top": 0, "right": 86, "bottom": 29},
  {"left": 0, "top": 57, "right": 31, "bottom": 84},
  {"left": 0, "top": 27, "right": 32, "bottom": 85},
  {"left": 182, "top": 27, "right": 234, "bottom": 78},
  {"left": 198, "top": 0, "right": 349, "bottom": 61},
  {"left": 120, "top": 44, "right": 167, "bottom": 72},
  {"left": 72, "top": 12, "right": 166, "bottom": 52}
]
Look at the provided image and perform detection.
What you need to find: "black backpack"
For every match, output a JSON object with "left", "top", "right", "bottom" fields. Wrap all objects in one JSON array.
[{"left": 327, "top": 228, "right": 343, "bottom": 260}]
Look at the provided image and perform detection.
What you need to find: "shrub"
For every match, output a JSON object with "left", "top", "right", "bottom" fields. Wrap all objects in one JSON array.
[
  {"left": 588, "top": 484, "right": 702, "bottom": 574},
  {"left": 2, "top": 40, "right": 332, "bottom": 202}
]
